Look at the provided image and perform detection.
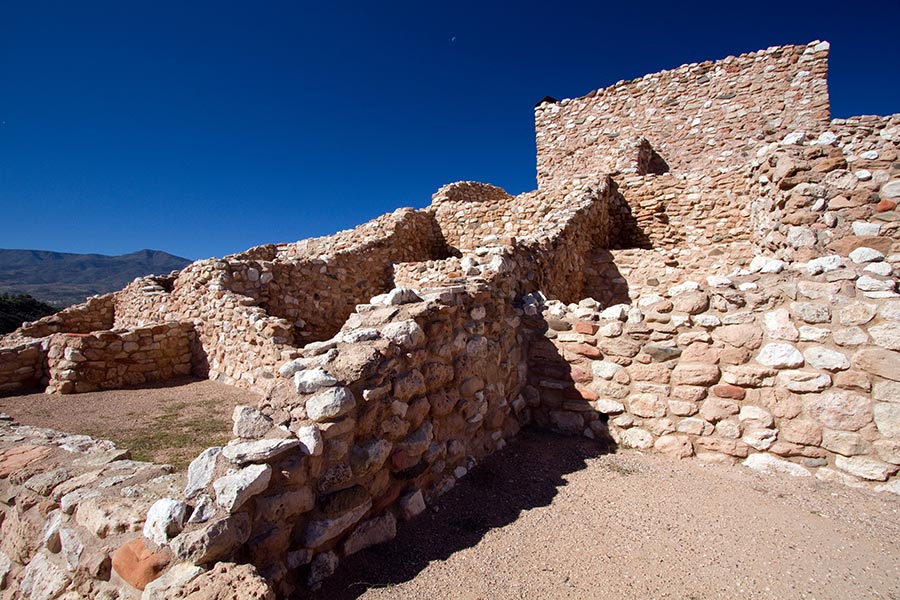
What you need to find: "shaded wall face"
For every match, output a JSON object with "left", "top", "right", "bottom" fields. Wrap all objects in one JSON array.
[{"left": 535, "top": 42, "right": 831, "bottom": 188}]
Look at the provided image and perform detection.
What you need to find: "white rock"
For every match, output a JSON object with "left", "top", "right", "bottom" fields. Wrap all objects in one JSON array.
[
  {"left": 213, "top": 464, "right": 272, "bottom": 513},
  {"left": 20, "top": 552, "right": 69, "bottom": 600},
  {"left": 294, "top": 368, "right": 338, "bottom": 394},
  {"left": 399, "top": 490, "right": 426, "bottom": 520},
  {"left": 857, "top": 276, "right": 895, "bottom": 292},
  {"left": 864, "top": 262, "right": 893, "bottom": 276},
  {"left": 873, "top": 381, "right": 900, "bottom": 403},
  {"left": 763, "top": 309, "right": 799, "bottom": 341},
  {"left": 188, "top": 495, "right": 215, "bottom": 524},
  {"left": 760, "top": 258, "right": 786, "bottom": 274},
  {"left": 305, "top": 385, "right": 357, "bottom": 422},
  {"left": 860, "top": 150, "right": 879, "bottom": 160},
  {"left": 184, "top": 447, "right": 221, "bottom": 499},
  {"left": 780, "top": 131, "right": 806, "bottom": 145},
  {"left": 756, "top": 343, "right": 804, "bottom": 368},
  {"left": 882, "top": 180, "right": 900, "bottom": 200},
  {"left": 814, "top": 131, "right": 837, "bottom": 145},
  {"left": 59, "top": 529, "right": 83, "bottom": 572},
  {"left": 142, "top": 563, "right": 204, "bottom": 600},
  {"left": 222, "top": 438, "right": 299, "bottom": 464},
  {"left": 599, "top": 304, "right": 629, "bottom": 321},
  {"left": 297, "top": 425, "right": 324, "bottom": 456},
  {"left": 231, "top": 405, "right": 272, "bottom": 439},
  {"left": 806, "top": 255, "right": 843, "bottom": 275},
  {"left": 621, "top": 428, "right": 654, "bottom": 449},
  {"left": 693, "top": 314, "right": 721, "bottom": 328},
  {"left": 742, "top": 428, "right": 778, "bottom": 451},
  {"left": 668, "top": 281, "right": 700, "bottom": 296},
  {"left": 738, "top": 282, "right": 758, "bottom": 291},
  {"left": 143, "top": 498, "right": 188, "bottom": 546},
  {"left": 637, "top": 294, "right": 665, "bottom": 308},
  {"left": 743, "top": 453, "right": 810, "bottom": 477},
  {"left": 849, "top": 247, "right": 884, "bottom": 264},
  {"left": 835, "top": 455, "right": 898, "bottom": 481},
  {"left": 592, "top": 361, "right": 622, "bottom": 380},
  {"left": 787, "top": 226, "right": 816, "bottom": 248},
  {"left": 381, "top": 320, "right": 425, "bottom": 349},
  {"left": 798, "top": 326, "right": 830, "bottom": 342},
  {"left": 706, "top": 275, "right": 732, "bottom": 288},
  {"left": 869, "top": 322, "right": 900, "bottom": 350},
  {"left": 738, "top": 406, "right": 774, "bottom": 426},
  {"left": 384, "top": 287, "right": 422, "bottom": 305},
  {"left": 855, "top": 169, "right": 873, "bottom": 181},
  {"left": 803, "top": 346, "right": 850, "bottom": 371}
]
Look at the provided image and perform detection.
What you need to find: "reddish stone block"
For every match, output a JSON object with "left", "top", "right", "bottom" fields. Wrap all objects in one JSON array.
[
  {"left": 568, "top": 343, "right": 602, "bottom": 359},
  {"left": 712, "top": 384, "right": 746, "bottom": 400},
  {"left": 574, "top": 321, "right": 599, "bottom": 335},
  {"left": 111, "top": 538, "right": 172, "bottom": 591}
]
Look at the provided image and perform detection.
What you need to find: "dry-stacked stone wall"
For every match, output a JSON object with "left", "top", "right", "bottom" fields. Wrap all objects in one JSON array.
[
  {"left": 0, "top": 341, "right": 47, "bottom": 395},
  {"left": 535, "top": 41, "right": 831, "bottom": 187},
  {"left": 5, "top": 295, "right": 115, "bottom": 343},
  {"left": 530, "top": 251, "right": 900, "bottom": 490},
  {"left": 44, "top": 323, "right": 197, "bottom": 394}
]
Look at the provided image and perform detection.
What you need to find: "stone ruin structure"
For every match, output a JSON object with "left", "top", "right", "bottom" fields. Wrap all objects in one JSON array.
[{"left": 1, "top": 40, "right": 899, "bottom": 598}]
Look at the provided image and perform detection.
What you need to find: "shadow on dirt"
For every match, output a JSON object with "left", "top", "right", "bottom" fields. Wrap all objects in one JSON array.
[{"left": 306, "top": 429, "right": 612, "bottom": 599}]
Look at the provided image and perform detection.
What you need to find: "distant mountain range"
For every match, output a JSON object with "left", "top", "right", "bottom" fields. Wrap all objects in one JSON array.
[{"left": 0, "top": 249, "right": 192, "bottom": 308}]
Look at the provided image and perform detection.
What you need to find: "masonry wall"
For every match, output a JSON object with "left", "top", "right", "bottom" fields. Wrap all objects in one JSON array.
[
  {"left": 530, "top": 255, "right": 900, "bottom": 489},
  {"left": 535, "top": 41, "right": 831, "bottom": 188},
  {"left": 44, "top": 322, "right": 197, "bottom": 394},
  {"left": 6, "top": 295, "right": 115, "bottom": 342},
  {"left": 0, "top": 341, "right": 47, "bottom": 395}
]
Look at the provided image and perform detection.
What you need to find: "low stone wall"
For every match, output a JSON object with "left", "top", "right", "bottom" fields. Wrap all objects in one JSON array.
[
  {"left": 4, "top": 295, "right": 115, "bottom": 343},
  {"left": 45, "top": 322, "right": 197, "bottom": 394},
  {"left": 528, "top": 254, "right": 900, "bottom": 491},
  {"left": 0, "top": 341, "right": 47, "bottom": 395}
]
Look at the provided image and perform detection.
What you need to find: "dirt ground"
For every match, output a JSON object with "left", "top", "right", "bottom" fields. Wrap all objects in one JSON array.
[
  {"left": 0, "top": 377, "right": 257, "bottom": 468},
  {"left": 312, "top": 430, "right": 900, "bottom": 600}
]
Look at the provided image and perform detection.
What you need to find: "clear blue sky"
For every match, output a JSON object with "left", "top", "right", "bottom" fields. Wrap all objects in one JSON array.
[{"left": 1, "top": 0, "right": 898, "bottom": 260}]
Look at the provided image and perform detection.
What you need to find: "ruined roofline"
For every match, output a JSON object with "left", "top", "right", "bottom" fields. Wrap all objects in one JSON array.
[{"left": 535, "top": 40, "right": 832, "bottom": 112}]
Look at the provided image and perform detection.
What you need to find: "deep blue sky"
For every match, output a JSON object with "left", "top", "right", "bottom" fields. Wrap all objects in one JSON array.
[{"left": 1, "top": 1, "right": 898, "bottom": 260}]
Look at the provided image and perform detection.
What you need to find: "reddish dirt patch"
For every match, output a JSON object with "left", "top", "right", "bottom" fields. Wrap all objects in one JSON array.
[{"left": 0, "top": 376, "right": 259, "bottom": 468}]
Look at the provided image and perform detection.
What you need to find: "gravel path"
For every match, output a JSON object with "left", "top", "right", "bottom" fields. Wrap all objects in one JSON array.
[
  {"left": 0, "top": 377, "right": 257, "bottom": 468},
  {"left": 312, "top": 430, "right": 900, "bottom": 600}
]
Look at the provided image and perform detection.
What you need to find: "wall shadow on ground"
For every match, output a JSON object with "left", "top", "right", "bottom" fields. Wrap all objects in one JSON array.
[{"left": 305, "top": 429, "right": 613, "bottom": 600}]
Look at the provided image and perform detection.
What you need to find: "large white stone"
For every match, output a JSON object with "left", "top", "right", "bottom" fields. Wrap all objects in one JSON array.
[
  {"left": 763, "top": 309, "right": 799, "bottom": 341},
  {"left": 849, "top": 247, "right": 885, "bottom": 264},
  {"left": 213, "top": 464, "right": 272, "bottom": 513},
  {"left": 297, "top": 424, "right": 324, "bottom": 456},
  {"left": 874, "top": 403, "right": 900, "bottom": 437},
  {"left": 381, "top": 320, "right": 425, "bottom": 349},
  {"left": 143, "top": 498, "right": 188, "bottom": 546},
  {"left": 142, "top": 563, "right": 204, "bottom": 600},
  {"left": 743, "top": 453, "right": 810, "bottom": 477},
  {"left": 852, "top": 221, "right": 881, "bottom": 237},
  {"left": 294, "top": 368, "right": 338, "bottom": 394},
  {"left": 184, "top": 447, "right": 221, "bottom": 499},
  {"left": 806, "top": 255, "right": 844, "bottom": 275},
  {"left": 756, "top": 343, "right": 804, "bottom": 369},
  {"left": 869, "top": 322, "right": 900, "bottom": 351},
  {"left": 803, "top": 346, "right": 850, "bottom": 372},
  {"left": 857, "top": 276, "right": 896, "bottom": 292},
  {"left": 306, "top": 386, "right": 357, "bottom": 422},
  {"left": 881, "top": 180, "right": 900, "bottom": 199},
  {"left": 20, "top": 552, "right": 69, "bottom": 600},
  {"left": 835, "top": 455, "right": 898, "bottom": 481},
  {"left": 222, "top": 438, "right": 299, "bottom": 464},
  {"left": 231, "top": 405, "right": 273, "bottom": 439}
]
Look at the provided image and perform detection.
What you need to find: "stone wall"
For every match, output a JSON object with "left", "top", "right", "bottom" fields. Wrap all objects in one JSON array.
[
  {"left": 535, "top": 40, "right": 831, "bottom": 188},
  {"left": 4, "top": 295, "right": 115, "bottom": 342},
  {"left": 529, "top": 252, "right": 900, "bottom": 491},
  {"left": 44, "top": 323, "right": 197, "bottom": 394},
  {"left": 0, "top": 341, "right": 47, "bottom": 395}
]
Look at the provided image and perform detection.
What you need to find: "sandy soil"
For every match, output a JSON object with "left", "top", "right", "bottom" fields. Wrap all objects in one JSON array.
[
  {"left": 312, "top": 430, "right": 900, "bottom": 600},
  {"left": 0, "top": 377, "right": 257, "bottom": 468}
]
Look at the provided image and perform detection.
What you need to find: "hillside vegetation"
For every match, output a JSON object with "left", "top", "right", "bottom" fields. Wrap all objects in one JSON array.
[
  {"left": 0, "top": 293, "right": 58, "bottom": 334},
  {"left": 0, "top": 248, "right": 190, "bottom": 307}
]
